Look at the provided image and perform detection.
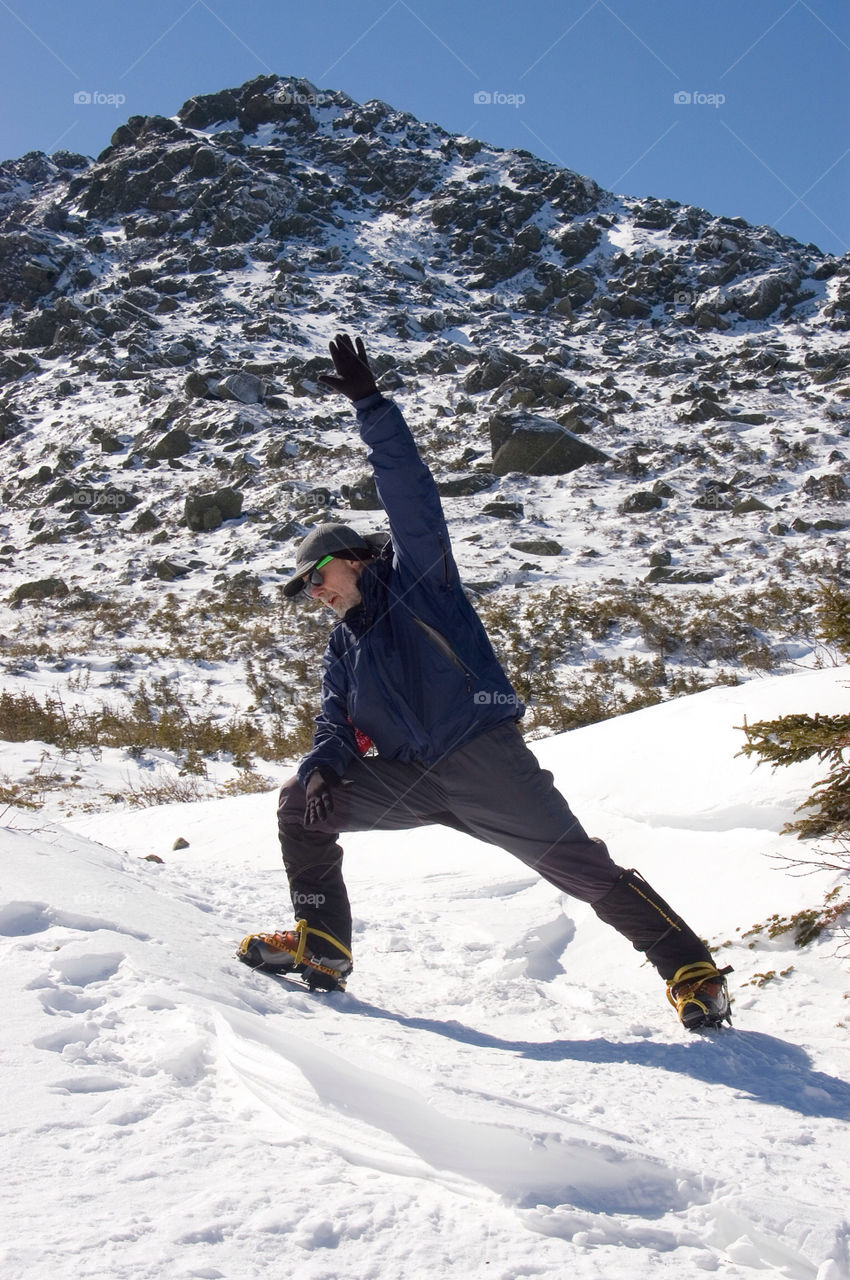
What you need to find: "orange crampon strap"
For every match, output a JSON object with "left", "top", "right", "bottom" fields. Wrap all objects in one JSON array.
[{"left": 237, "top": 922, "right": 352, "bottom": 979}]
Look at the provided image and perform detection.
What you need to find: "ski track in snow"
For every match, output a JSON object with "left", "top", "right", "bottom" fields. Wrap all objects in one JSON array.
[{"left": 2, "top": 668, "right": 850, "bottom": 1279}]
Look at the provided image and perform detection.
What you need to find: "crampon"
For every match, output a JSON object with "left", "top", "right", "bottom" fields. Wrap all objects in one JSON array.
[
  {"left": 236, "top": 920, "right": 352, "bottom": 991},
  {"left": 667, "top": 962, "right": 733, "bottom": 1031}
]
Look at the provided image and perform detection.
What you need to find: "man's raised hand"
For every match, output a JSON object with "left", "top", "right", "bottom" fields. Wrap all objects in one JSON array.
[{"left": 318, "top": 333, "right": 378, "bottom": 402}]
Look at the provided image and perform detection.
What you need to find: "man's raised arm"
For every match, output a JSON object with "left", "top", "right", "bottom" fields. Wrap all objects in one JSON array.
[{"left": 319, "top": 332, "right": 456, "bottom": 590}]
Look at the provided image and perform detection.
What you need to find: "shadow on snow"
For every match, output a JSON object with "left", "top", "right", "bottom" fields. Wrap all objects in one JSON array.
[{"left": 338, "top": 997, "right": 850, "bottom": 1121}]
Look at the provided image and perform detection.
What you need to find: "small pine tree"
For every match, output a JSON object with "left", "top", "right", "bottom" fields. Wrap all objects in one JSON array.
[
  {"left": 739, "top": 711, "right": 850, "bottom": 838},
  {"left": 738, "top": 584, "right": 850, "bottom": 841},
  {"left": 816, "top": 580, "right": 850, "bottom": 655}
]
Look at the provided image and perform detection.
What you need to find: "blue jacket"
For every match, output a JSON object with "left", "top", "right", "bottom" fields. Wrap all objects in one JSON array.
[{"left": 297, "top": 393, "right": 524, "bottom": 785}]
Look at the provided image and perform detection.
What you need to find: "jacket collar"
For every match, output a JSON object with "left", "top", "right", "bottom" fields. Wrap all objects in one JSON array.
[{"left": 341, "top": 562, "right": 383, "bottom": 636}]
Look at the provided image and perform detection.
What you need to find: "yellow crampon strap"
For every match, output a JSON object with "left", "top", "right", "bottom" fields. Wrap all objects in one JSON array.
[
  {"left": 666, "top": 961, "right": 729, "bottom": 1007},
  {"left": 293, "top": 919, "right": 353, "bottom": 966}
]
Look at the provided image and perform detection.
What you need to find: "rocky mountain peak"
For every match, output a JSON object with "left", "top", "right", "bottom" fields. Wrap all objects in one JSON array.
[{"left": 0, "top": 75, "right": 848, "bottom": 803}]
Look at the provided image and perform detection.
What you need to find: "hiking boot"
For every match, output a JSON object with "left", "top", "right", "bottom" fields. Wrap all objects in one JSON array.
[
  {"left": 237, "top": 920, "right": 352, "bottom": 991},
  {"left": 667, "top": 962, "right": 732, "bottom": 1031}
]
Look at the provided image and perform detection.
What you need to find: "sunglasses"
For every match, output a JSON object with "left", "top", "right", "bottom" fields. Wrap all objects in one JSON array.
[{"left": 304, "top": 553, "right": 335, "bottom": 587}]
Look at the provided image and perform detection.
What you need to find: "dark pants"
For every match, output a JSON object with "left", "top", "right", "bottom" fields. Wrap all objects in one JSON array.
[{"left": 277, "top": 722, "right": 712, "bottom": 980}]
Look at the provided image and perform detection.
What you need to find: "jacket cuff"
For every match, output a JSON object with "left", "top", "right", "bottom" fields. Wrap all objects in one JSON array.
[
  {"left": 297, "top": 759, "right": 344, "bottom": 789},
  {"left": 314, "top": 764, "right": 341, "bottom": 787},
  {"left": 353, "top": 390, "right": 385, "bottom": 412}
]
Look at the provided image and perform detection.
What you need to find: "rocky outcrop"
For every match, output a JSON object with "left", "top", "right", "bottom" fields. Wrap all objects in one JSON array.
[
  {"left": 489, "top": 412, "right": 609, "bottom": 476},
  {"left": 0, "top": 70, "right": 845, "bottom": 643},
  {"left": 184, "top": 487, "right": 244, "bottom": 531},
  {"left": 341, "top": 474, "right": 382, "bottom": 510},
  {"left": 10, "top": 577, "right": 69, "bottom": 605}
]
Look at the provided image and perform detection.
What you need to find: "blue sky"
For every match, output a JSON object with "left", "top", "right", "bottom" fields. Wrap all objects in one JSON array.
[{"left": 2, "top": 0, "right": 848, "bottom": 254}]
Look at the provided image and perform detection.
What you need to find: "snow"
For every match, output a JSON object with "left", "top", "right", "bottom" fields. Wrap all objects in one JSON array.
[{"left": 2, "top": 665, "right": 850, "bottom": 1279}]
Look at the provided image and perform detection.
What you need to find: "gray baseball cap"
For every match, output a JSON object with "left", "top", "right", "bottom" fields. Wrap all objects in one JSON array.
[{"left": 283, "top": 522, "right": 372, "bottom": 598}]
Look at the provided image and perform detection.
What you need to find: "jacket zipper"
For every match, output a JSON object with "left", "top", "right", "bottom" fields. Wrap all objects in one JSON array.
[{"left": 413, "top": 616, "right": 475, "bottom": 695}]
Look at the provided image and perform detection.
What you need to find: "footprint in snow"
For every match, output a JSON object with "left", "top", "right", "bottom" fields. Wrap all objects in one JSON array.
[{"left": 501, "top": 912, "right": 576, "bottom": 981}]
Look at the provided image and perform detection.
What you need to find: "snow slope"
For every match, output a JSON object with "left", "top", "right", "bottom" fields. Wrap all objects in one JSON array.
[{"left": 2, "top": 665, "right": 849, "bottom": 1279}]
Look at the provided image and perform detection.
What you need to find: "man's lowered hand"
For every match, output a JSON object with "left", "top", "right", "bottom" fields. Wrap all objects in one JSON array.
[{"left": 304, "top": 769, "right": 336, "bottom": 826}]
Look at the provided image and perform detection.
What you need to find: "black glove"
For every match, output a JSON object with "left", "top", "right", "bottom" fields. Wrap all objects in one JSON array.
[
  {"left": 318, "top": 333, "right": 378, "bottom": 402},
  {"left": 304, "top": 768, "right": 336, "bottom": 826}
]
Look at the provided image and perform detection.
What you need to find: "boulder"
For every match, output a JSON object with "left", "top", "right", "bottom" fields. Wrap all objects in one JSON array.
[
  {"left": 733, "top": 496, "right": 771, "bottom": 515},
  {"left": 20, "top": 309, "right": 59, "bottom": 349},
  {"left": 10, "top": 577, "right": 69, "bottom": 605},
  {"left": 132, "top": 509, "right": 161, "bottom": 534},
  {"left": 70, "top": 486, "right": 141, "bottom": 515},
  {"left": 510, "top": 539, "right": 562, "bottom": 556},
  {"left": 555, "top": 220, "right": 601, "bottom": 265},
  {"left": 543, "top": 266, "right": 596, "bottom": 307},
  {"left": 266, "top": 440, "right": 297, "bottom": 468},
  {"left": 693, "top": 488, "right": 736, "bottom": 512},
  {"left": 463, "top": 346, "right": 526, "bottom": 394},
  {"left": 216, "top": 372, "right": 264, "bottom": 404},
  {"left": 184, "top": 487, "right": 244, "bottom": 532},
  {"left": 190, "top": 148, "right": 219, "bottom": 178},
  {"left": 0, "top": 407, "right": 22, "bottom": 443},
  {"left": 482, "top": 500, "right": 524, "bottom": 518},
  {"left": 165, "top": 343, "right": 192, "bottom": 367},
  {"left": 467, "top": 243, "right": 533, "bottom": 288},
  {"left": 633, "top": 200, "right": 676, "bottom": 230},
  {"left": 802, "top": 473, "right": 848, "bottom": 502},
  {"left": 621, "top": 491, "right": 663, "bottom": 514},
  {"left": 153, "top": 559, "right": 192, "bottom": 581},
  {"left": 177, "top": 89, "right": 239, "bottom": 130},
  {"left": 184, "top": 371, "right": 215, "bottom": 398},
  {"left": 0, "top": 229, "right": 70, "bottom": 305},
  {"left": 435, "top": 473, "right": 497, "bottom": 498},
  {"left": 490, "top": 363, "right": 580, "bottom": 409},
  {"left": 696, "top": 270, "right": 799, "bottom": 323},
  {"left": 734, "top": 271, "right": 798, "bottom": 320},
  {"left": 151, "top": 428, "right": 192, "bottom": 461},
  {"left": 644, "top": 567, "right": 720, "bottom": 585},
  {"left": 341, "top": 474, "right": 382, "bottom": 510},
  {"left": 0, "top": 352, "right": 40, "bottom": 382},
  {"left": 489, "top": 411, "right": 609, "bottom": 476}
]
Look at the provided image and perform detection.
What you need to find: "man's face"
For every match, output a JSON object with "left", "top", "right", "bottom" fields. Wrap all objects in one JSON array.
[{"left": 307, "top": 557, "right": 364, "bottom": 617}]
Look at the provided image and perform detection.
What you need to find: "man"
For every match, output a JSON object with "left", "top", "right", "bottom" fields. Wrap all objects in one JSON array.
[{"left": 238, "top": 334, "right": 731, "bottom": 1030}]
